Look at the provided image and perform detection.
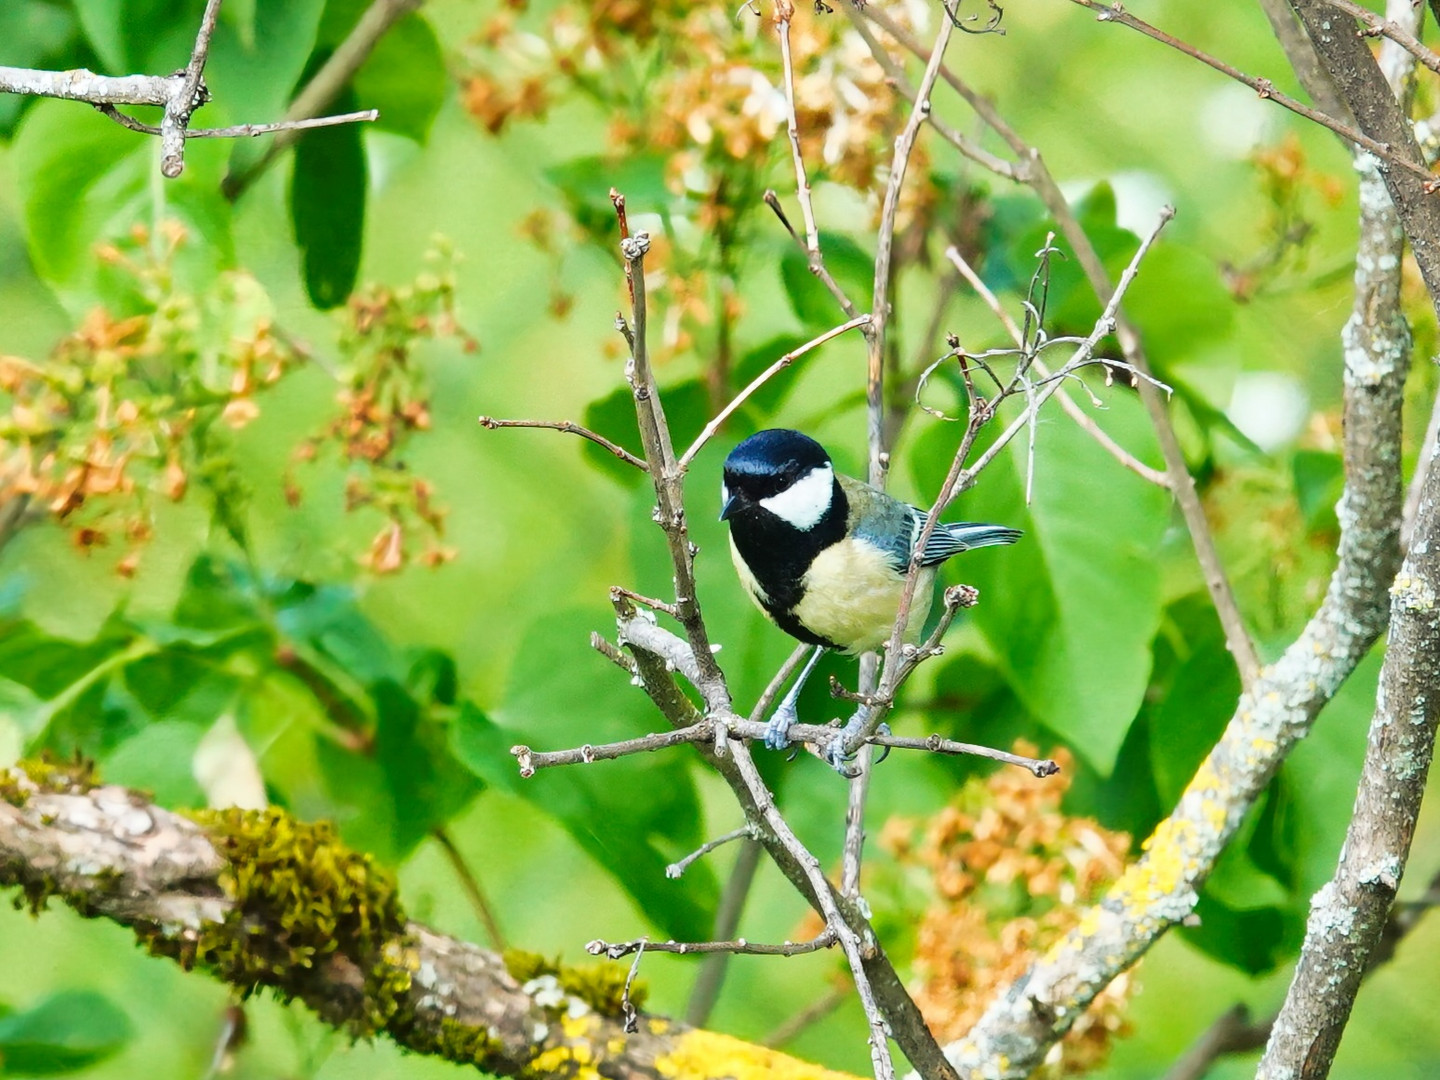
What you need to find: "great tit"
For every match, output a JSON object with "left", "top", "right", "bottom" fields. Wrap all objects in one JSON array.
[{"left": 720, "top": 428, "right": 1021, "bottom": 752}]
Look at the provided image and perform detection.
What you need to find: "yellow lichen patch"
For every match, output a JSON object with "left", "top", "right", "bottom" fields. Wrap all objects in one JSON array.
[
  {"left": 560, "top": 1011, "right": 599, "bottom": 1041},
  {"left": 655, "top": 1029, "right": 861, "bottom": 1080},
  {"left": 526, "top": 1043, "right": 602, "bottom": 1080}
]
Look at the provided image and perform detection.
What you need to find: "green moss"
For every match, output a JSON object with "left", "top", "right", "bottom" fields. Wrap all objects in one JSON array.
[
  {"left": 0, "top": 752, "right": 99, "bottom": 807},
  {"left": 397, "top": 1015, "right": 509, "bottom": 1071},
  {"left": 503, "top": 948, "right": 647, "bottom": 1017},
  {"left": 138, "top": 807, "right": 413, "bottom": 1037}
]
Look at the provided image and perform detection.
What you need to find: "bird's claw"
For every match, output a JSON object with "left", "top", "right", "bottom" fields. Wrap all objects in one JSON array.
[
  {"left": 824, "top": 719, "right": 892, "bottom": 774},
  {"left": 764, "top": 702, "right": 800, "bottom": 751}
]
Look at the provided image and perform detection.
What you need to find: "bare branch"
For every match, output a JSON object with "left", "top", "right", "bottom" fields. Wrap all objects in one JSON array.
[
  {"left": 1258, "top": 416, "right": 1440, "bottom": 1078},
  {"left": 475, "top": 416, "right": 648, "bottom": 470},
  {"left": 1065, "top": 0, "right": 1436, "bottom": 189},
  {"left": 855, "top": 1, "right": 1262, "bottom": 688},
  {"left": 946, "top": 61, "right": 1412, "bottom": 1072},
  {"left": 666, "top": 826, "right": 760, "bottom": 879},
  {"left": 1318, "top": 0, "right": 1440, "bottom": 77},
  {"left": 866, "top": 11, "right": 955, "bottom": 486},
  {"left": 222, "top": 0, "right": 425, "bottom": 199},
  {"left": 588, "top": 929, "right": 836, "bottom": 959},
  {"left": 0, "top": 768, "right": 857, "bottom": 1079},
  {"left": 678, "top": 314, "right": 872, "bottom": 468},
  {"left": 942, "top": 245, "right": 1170, "bottom": 488},
  {"left": 160, "top": 0, "right": 225, "bottom": 176},
  {"left": 96, "top": 103, "right": 379, "bottom": 140}
]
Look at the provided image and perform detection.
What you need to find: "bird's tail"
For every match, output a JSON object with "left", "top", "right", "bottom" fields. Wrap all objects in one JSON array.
[{"left": 945, "top": 523, "right": 1023, "bottom": 549}]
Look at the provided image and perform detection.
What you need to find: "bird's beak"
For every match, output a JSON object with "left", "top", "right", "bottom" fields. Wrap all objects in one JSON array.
[{"left": 720, "top": 493, "right": 742, "bottom": 521}]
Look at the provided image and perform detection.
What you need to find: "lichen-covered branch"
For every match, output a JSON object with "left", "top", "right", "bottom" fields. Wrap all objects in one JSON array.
[
  {"left": 939, "top": 50, "right": 1413, "bottom": 1077},
  {"left": 0, "top": 763, "right": 861, "bottom": 1080},
  {"left": 1256, "top": 420, "right": 1440, "bottom": 1080}
]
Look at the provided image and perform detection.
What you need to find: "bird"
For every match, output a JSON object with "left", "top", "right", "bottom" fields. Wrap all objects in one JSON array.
[{"left": 720, "top": 428, "right": 1021, "bottom": 759}]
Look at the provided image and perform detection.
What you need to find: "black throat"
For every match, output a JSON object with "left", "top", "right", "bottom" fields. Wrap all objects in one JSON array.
[{"left": 729, "top": 476, "right": 847, "bottom": 624}]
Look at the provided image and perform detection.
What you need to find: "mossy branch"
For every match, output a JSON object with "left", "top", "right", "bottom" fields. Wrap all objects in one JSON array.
[{"left": 0, "top": 761, "right": 859, "bottom": 1080}]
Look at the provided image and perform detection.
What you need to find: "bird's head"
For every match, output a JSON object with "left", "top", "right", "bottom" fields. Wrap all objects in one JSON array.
[{"left": 720, "top": 428, "right": 835, "bottom": 532}]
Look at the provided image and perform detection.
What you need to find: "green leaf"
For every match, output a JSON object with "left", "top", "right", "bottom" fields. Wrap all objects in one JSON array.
[
  {"left": 778, "top": 234, "right": 872, "bottom": 329},
  {"left": 730, "top": 334, "right": 830, "bottom": 417},
  {"left": 0, "top": 3, "right": 78, "bottom": 137},
  {"left": 219, "top": 0, "right": 258, "bottom": 49},
  {"left": 12, "top": 101, "right": 236, "bottom": 305},
  {"left": 172, "top": 556, "right": 261, "bottom": 632},
  {"left": 0, "top": 620, "right": 132, "bottom": 701},
  {"left": 216, "top": 0, "right": 328, "bottom": 183},
  {"left": 1146, "top": 597, "right": 1244, "bottom": 806},
  {"left": 580, "top": 379, "right": 710, "bottom": 487},
  {"left": 545, "top": 153, "right": 672, "bottom": 238},
  {"left": 1293, "top": 448, "right": 1344, "bottom": 532},
  {"left": 911, "top": 391, "right": 1170, "bottom": 773},
  {"left": 290, "top": 83, "right": 367, "bottom": 308},
  {"left": 275, "top": 586, "right": 402, "bottom": 687},
  {"left": 457, "top": 610, "right": 717, "bottom": 941},
  {"left": 371, "top": 680, "right": 480, "bottom": 857},
  {"left": 102, "top": 720, "right": 206, "bottom": 806},
  {"left": 11, "top": 103, "right": 141, "bottom": 287},
  {"left": 0, "top": 991, "right": 132, "bottom": 1074},
  {"left": 1181, "top": 890, "right": 1291, "bottom": 976},
  {"left": 354, "top": 13, "right": 446, "bottom": 143}
]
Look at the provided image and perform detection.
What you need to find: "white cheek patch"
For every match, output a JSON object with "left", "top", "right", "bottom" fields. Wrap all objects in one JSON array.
[{"left": 759, "top": 464, "right": 833, "bottom": 531}]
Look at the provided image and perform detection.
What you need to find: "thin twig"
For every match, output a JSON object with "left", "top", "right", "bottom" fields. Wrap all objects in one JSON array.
[
  {"left": 222, "top": 0, "right": 424, "bottom": 199},
  {"left": 942, "top": 245, "right": 1170, "bottom": 487},
  {"left": 477, "top": 416, "right": 649, "bottom": 471},
  {"left": 508, "top": 707, "right": 1060, "bottom": 778},
  {"left": 97, "top": 104, "right": 379, "bottom": 139},
  {"left": 867, "top": 11, "right": 956, "bottom": 486},
  {"left": 666, "top": 826, "right": 760, "bottom": 879},
  {"left": 161, "top": 0, "right": 225, "bottom": 176},
  {"left": 771, "top": 5, "right": 861, "bottom": 320},
  {"left": 431, "top": 827, "right": 506, "bottom": 950},
  {"left": 589, "top": 929, "right": 836, "bottom": 959},
  {"left": 678, "top": 314, "right": 872, "bottom": 468},
  {"left": 1065, "top": 0, "right": 1436, "bottom": 189},
  {"left": 762, "top": 984, "right": 852, "bottom": 1048},
  {"left": 838, "top": 13, "right": 1026, "bottom": 183},
  {"left": 590, "top": 632, "right": 639, "bottom": 675},
  {"left": 685, "top": 836, "right": 764, "bottom": 1027},
  {"left": 831, "top": 211, "right": 1175, "bottom": 761},
  {"left": 727, "top": 744, "right": 897, "bottom": 1080},
  {"left": 857, "top": 7, "right": 1262, "bottom": 688},
  {"left": 611, "top": 586, "right": 680, "bottom": 619},
  {"left": 1318, "top": 0, "right": 1440, "bottom": 76}
]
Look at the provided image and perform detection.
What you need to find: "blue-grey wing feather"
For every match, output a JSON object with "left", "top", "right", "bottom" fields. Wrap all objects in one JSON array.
[{"left": 838, "top": 474, "right": 1022, "bottom": 571}]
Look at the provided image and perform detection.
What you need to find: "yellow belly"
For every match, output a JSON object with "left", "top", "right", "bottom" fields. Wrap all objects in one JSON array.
[{"left": 793, "top": 540, "right": 934, "bottom": 654}]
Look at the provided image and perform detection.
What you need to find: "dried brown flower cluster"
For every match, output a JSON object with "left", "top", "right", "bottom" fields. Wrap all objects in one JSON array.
[
  {"left": 881, "top": 746, "right": 1135, "bottom": 1075},
  {"left": 0, "top": 222, "right": 296, "bottom": 576},
  {"left": 463, "top": 2, "right": 951, "bottom": 377},
  {"left": 464, "top": 3, "right": 914, "bottom": 195},
  {"left": 289, "top": 242, "right": 479, "bottom": 575}
]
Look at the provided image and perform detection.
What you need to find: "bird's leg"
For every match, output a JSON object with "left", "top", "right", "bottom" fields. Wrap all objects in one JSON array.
[{"left": 763, "top": 644, "right": 826, "bottom": 751}]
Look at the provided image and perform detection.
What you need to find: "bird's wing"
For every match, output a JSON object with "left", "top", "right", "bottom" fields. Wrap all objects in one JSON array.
[
  {"left": 837, "top": 474, "right": 1022, "bottom": 570},
  {"left": 917, "top": 519, "right": 1024, "bottom": 566}
]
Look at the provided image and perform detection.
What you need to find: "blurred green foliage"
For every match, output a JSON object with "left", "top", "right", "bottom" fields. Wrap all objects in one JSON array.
[{"left": 0, "top": 1, "right": 1438, "bottom": 1078}]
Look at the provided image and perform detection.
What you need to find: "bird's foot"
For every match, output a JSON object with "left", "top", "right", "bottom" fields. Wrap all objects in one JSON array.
[
  {"left": 824, "top": 713, "right": 891, "bottom": 774},
  {"left": 763, "top": 702, "right": 800, "bottom": 751}
]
